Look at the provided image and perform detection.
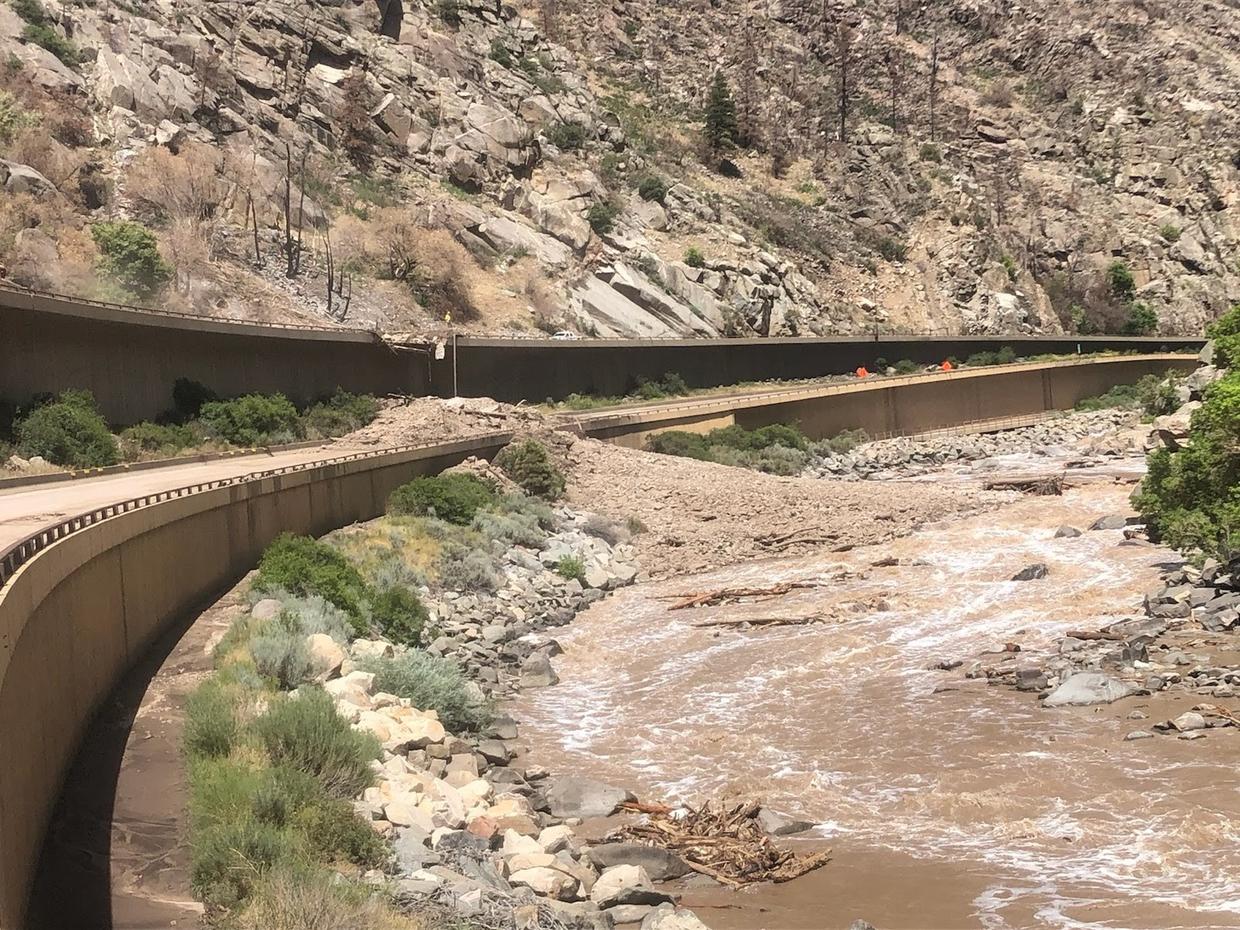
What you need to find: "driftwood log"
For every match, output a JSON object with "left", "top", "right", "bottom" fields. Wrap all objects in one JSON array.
[
  {"left": 614, "top": 801, "right": 831, "bottom": 886},
  {"left": 657, "top": 582, "right": 826, "bottom": 611},
  {"left": 982, "top": 474, "right": 1065, "bottom": 495}
]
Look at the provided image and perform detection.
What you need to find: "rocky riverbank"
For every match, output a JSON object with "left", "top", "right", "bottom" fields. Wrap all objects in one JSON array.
[{"left": 808, "top": 409, "right": 1141, "bottom": 481}]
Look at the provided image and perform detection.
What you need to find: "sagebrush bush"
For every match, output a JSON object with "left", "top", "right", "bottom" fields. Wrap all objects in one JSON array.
[
  {"left": 237, "top": 868, "right": 394, "bottom": 930},
  {"left": 296, "top": 799, "right": 389, "bottom": 869},
  {"left": 254, "top": 689, "right": 379, "bottom": 799},
  {"left": 588, "top": 201, "right": 619, "bottom": 235},
  {"left": 637, "top": 175, "right": 669, "bottom": 202},
  {"left": 360, "top": 653, "right": 492, "bottom": 732},
  {"left": 184, "top": 680, "right": 240, "bottom": 759},
  {"left": 813, "top": 428, "right": 870, "bottom": 456},
  {"left": 388, "top": 473, "right": 496, "bottom": 524},
  {"left": 16, "top": 389, "right": 118, "bottom": 468},
  {"left": 250, "top": 620, "right": 315, "bottom": 691},
  {"left": 495, "top": 439, "right": 566, "bottom": 499},
  {"left": 496, "top": 491, "right": 555, "bottom": 528},
  {"left": 199, "top": 393, "right": 301, "bottom": 446},
  {"left": 255, "top": 534, "right": 370, "bottom": 628},
  {"left": 646, "top": 431, "right": 711, "bottom": 459},
  {"left": 266, "top": 591, "right": 354, "bottom": 643},
  {"left": 118, "top": 421, "right": 194, "bottom": 460},
  {"left": 582, "top": 514, "right": 623, "bottom": 545},
  {"left": 472, "top": 509, "right": 547, "bottom": 547},
  {"left": 437, "top": 542, "right": 501, "bottom": 592},
  {"left": 546, "top": 121, "right": 587, "bottom": 150},
  {"left": 192, "top": 819, "right": 297, "bottom": 911},
  {"left": 368, "top": 585, "right": 427, "bottom": 646},
  {"left": 301, "top": 389, "right": 379, "bottom": 439}
]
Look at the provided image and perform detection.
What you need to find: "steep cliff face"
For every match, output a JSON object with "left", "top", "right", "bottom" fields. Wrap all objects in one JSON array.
[{"left": 0, "top": 0, "right": 1236, "bottom": 338}]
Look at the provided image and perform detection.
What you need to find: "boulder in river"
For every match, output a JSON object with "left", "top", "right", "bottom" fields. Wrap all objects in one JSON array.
[
  {"left": 587, "top": 841, "right": 692, "bottom": 880},
  {"left": 756, "top": 807, "right": 815, "bottom": 836},
  {"left": 1043, "top": 672, "right": 1135, "bottom": 707},
  {"left": 544, "top": 776, "right": 636, "bottom": 818},
  {"left": 1089, "top": 514, "right": 1130, "bottom": 531},
  {"left": 1054, "top": 525, "right": 1082, "bottom": 538},
  {"left": 1011, "top": 563, "right": 1049, "bottom": 582}
]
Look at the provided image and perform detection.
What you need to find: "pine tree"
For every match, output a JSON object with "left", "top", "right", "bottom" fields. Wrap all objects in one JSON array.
[{"left": 704, "top": 71, "right": 738, "bottom": 153}]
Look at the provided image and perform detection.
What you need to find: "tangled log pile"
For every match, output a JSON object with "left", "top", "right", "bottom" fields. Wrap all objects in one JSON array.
[
  {"left": 658, "top": 581, "right": 830, "bottom": 610},
  {"left": 613, "top": 801, "right": 831, "bottom": 887},
  {"left": 982, "top": 473, "right": 1065, "bottom": 495}
]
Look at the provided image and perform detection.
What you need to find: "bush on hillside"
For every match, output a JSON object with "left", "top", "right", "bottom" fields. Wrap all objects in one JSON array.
[
  {"left": 360, "top": 652, "right": 492, "bottom": 732},
  {"left": 646, "top": 431, "right": 711, "bottom": 459},
  {"left": 250, "top": 618, "right": 315, "bottom": 691},
  {"left": 295, "top": 800, "right": 389, "bottom": 869},
  {"left": 495, "top": 439, "right": 566, "bottom": 499},
  {"left": 91, "top": 221, "right": 172, "bottom": 299},
  {"left": 555, "top": 554, "right": 586, "bottom": 583},
  {"left": 1207, "top": 303, "right": 1240, "bottom": 368},
  {"left": 191, "top": 819, "right": 296, "bottom": 911},
  {"left": 1135, "top": 370, "right": 1240, "bottom": 559},
  {"left": 118, "top": 422, "right": 194, "bottom": 460},
  {"left": 813, "top": 428, "right": 870, "bottom": 456},
  {"left": 437, "top": 542, "right": 501, "bottom": 592},
  {"left": 637, "top": 175, "right": 669, "bottom": 202},
  {"left": 199, "top": 393, "right": 301, "bottom": 446},
  {"left": 255, "top": 534, "right": 370, "bottom": 627},
  {"left": 368, "top": 585, "right": 427, "bottom": 647},
  {"left": 301, "top": 389, "right": 379, "bottom": 439},
  {"left": 254, "top": 688, "right": 379, "bottom": 799},
  {"left": 236, "top": 868, "right": 393, "bottom": 930},
  {"left": 184, "top": 680, "right": 240, "bottom": 759},
  {"left": 546, "top": 121, "right": 587, "bottom": 150},
  {"left": 16, "top": 389, "right": 118, "bottom": 467},
  {"left": 387, "top": 473, "right": 496, "bottom": 524}
]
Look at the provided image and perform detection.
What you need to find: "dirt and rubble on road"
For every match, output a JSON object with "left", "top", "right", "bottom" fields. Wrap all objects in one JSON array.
[{"left": 343, "top": 396, "right": 548, "bottom": 446}]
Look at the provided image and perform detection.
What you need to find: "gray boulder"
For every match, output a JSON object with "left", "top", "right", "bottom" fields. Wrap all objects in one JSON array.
[
  {"left": 587, "top": 842, "right": 692, "bottom": 880},
  {"left": 1089, "top": 514, "right": 1130, "bottom": 531},
  {"left": 1043, "top": 672, "right": 1135, "bottom": 708},
  {"left": 1054, "top": 525, "right": 1082, "bottom": 538},
  {"left": 590, "top": 864, "right": 672, "bottom": 908},
  {"left": 544, "top": 776, "right": 635, "bottom": 818},
  {"left": 0, "top": 159, "right": 53, "bottom": 195},
  {"left": 1011, "top": 563, "right": 1049, "bottom": 582},
  {"left": 755, "top": 807, "right": 814, "bottom": 837},
  {"left": 642, "top": 905, "right": 711, "bottom": 930}
]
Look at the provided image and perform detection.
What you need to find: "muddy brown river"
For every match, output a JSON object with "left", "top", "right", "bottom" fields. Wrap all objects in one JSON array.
[{"left": 513, "top": 465, "right": 1240, "bottom": 930}]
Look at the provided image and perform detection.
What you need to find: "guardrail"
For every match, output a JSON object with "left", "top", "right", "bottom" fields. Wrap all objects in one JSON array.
[
  {"left": 0, "top": 282, "right": 375, "bottom": 336},
  {"left": 0, "top": 432, "right": 512, "bottom": 589}
]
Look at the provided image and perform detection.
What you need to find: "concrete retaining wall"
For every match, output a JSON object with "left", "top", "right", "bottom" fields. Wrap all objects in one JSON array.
[
  {"left": 574, "top": 355, "right": 1199, "bottom": 449},
  {"left": 0, "top": 290, "right": 426, "bottom": 424},
  {"left": 0, "top": 435, "right": 509, "bottom": 930},
  {"left": 436, "top": 335, "right": 1205, "bottom": 402}
]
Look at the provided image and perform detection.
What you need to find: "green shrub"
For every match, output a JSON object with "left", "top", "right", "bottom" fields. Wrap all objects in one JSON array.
[
  {"left": 893, "top": 359, "right": 920, "bottom": 374},
  {"left": 388, "top": 473, "right": 496, "bottom": 524},
  {"left": 250, "top": 766, "right": 322, "bottom": 828},
  {"left": 683, "top": 247, "right": 706, "bottom": 268},
  {"left": 301, "top": 389, "right": 379, "bottom": 439},
  {"left": 496, "top": 490, "right": 555, "bottom": 528},
  {"left": 0, "top": 89, "right": 38, "bottom": 144},
  {"left": 814, "top": 428, "right": 870, "bottom": 455},
  {"left": 873, "top": 235, "right": 908, "bottom": 262},
  {"left": 964, "top": 346, "right": 1018, "bottom": 367},
  {"left": 709, "top": 423, "right": 809, "bottom": 452},
  {"left": 637, "top": 175, "right": 669, "bottom": 202},
  {"left": 91, "top": 221, "right": 172, "bottom": 299},
  {"left": 556, "top": 554, "right": 586, "bottom": 583},
  {"left": 546, "top": 121, "right": 587, "bottom": 150},
  {"left": 1137, "top": 373, "right": 1182, "bottom": 417},
  {"left": 192, "top": 819, "right": 298, "bottom": 911},
  {"left": 184, "top": 680, "right": 240, "bottom": 759},
  {"left": 189, "top": 757, "right": 267, "bottom": 833},
  {"left": 588, "top": 201, "right": 619, "bottom": 235},
  {"left": 646, "top": 431, "right": 710, "bottom": 459},
  {"left": 919, "top": 142, "right": 941, "bottom": 162},
  {"left": 254, "top": 689, "right": 379, "bottom": 799},
  {"left": 368, "top": 585, "right": 427, "bottom": 646},
  {"left": 250, "top": 618, "right": 315, "bottom": 691},
  {"left": 262, "top": 591, "right": 353, "bottom": 643},
  {"left": 489, "top": 38, "right": 513, "bottom": 67},
  {"left": 437, "top": 542, "right": 501, "bottom": 592},
  {"left": 255, "top": 534, "right": 370, "bottom": 627},
  {"left": 1160, "top": 224, "right": 1182, "bottom": 242},
  {"left": 1107, "top": 260, "right": 1136, "bottom": 301},
  {"left": 1075, "top": 383, "right": 1140, "bottom": 412},
  {"left": 199, "top": 393, "right": 301, "bottom": 446},
  {"left": 1207, "top": 303, "right": 1240, "bottom": 367},
  {"left": 119, "top": 422, "right": 194, "bottom": 460},
  {"left": 711, "top": 443, "right": 808, "bottom": 476},
  {"left": 296, "top": 799, "right": 389, "bottom": 869},
  {"left": 1121, "top": 301, "right": 1158, "bottom": 336},
  {"left": 236, "top": 867, "right": 392, "bottom": 930},
  {"left": 436, "top": 0, "right": 461, "bottom": 25},
  {"left": 360, "top": 653, "right": 492, "bottom": 732},
  {"left": 16, "top": 389, "right": 118, "bottom": 467},
  {"left": 495, "top": 439, "right": 566, "bottom": 499},
  {"left": 22, "top": 22, "right": 79, "bottom": 65},
  {"left": 1135, "top": 370, "right": 1240, "bottom": 559},
  {"left": 625, "top": 515, "right": 648, "bottom": 535},
  {"left": 472, "top": 509, "right": 547, "bottom": 548},
  {"left": 171, "top": 378, "right": 218, "bottom": 422}
]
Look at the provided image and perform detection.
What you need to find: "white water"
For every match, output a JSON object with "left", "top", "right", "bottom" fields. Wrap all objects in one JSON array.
[{"left": 514, "top": 475, "right": 1240, "bottom": 929}]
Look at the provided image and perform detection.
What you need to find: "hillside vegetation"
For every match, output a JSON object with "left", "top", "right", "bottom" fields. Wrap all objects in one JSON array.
[{"left": 1, "top": 0, "right": 1237, "bottom": 339}]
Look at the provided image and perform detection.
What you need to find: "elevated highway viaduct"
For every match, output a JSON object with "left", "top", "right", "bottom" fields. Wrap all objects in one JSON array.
[{"left": 0, "top": 288, "right": 1203, "bottom": 929}]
